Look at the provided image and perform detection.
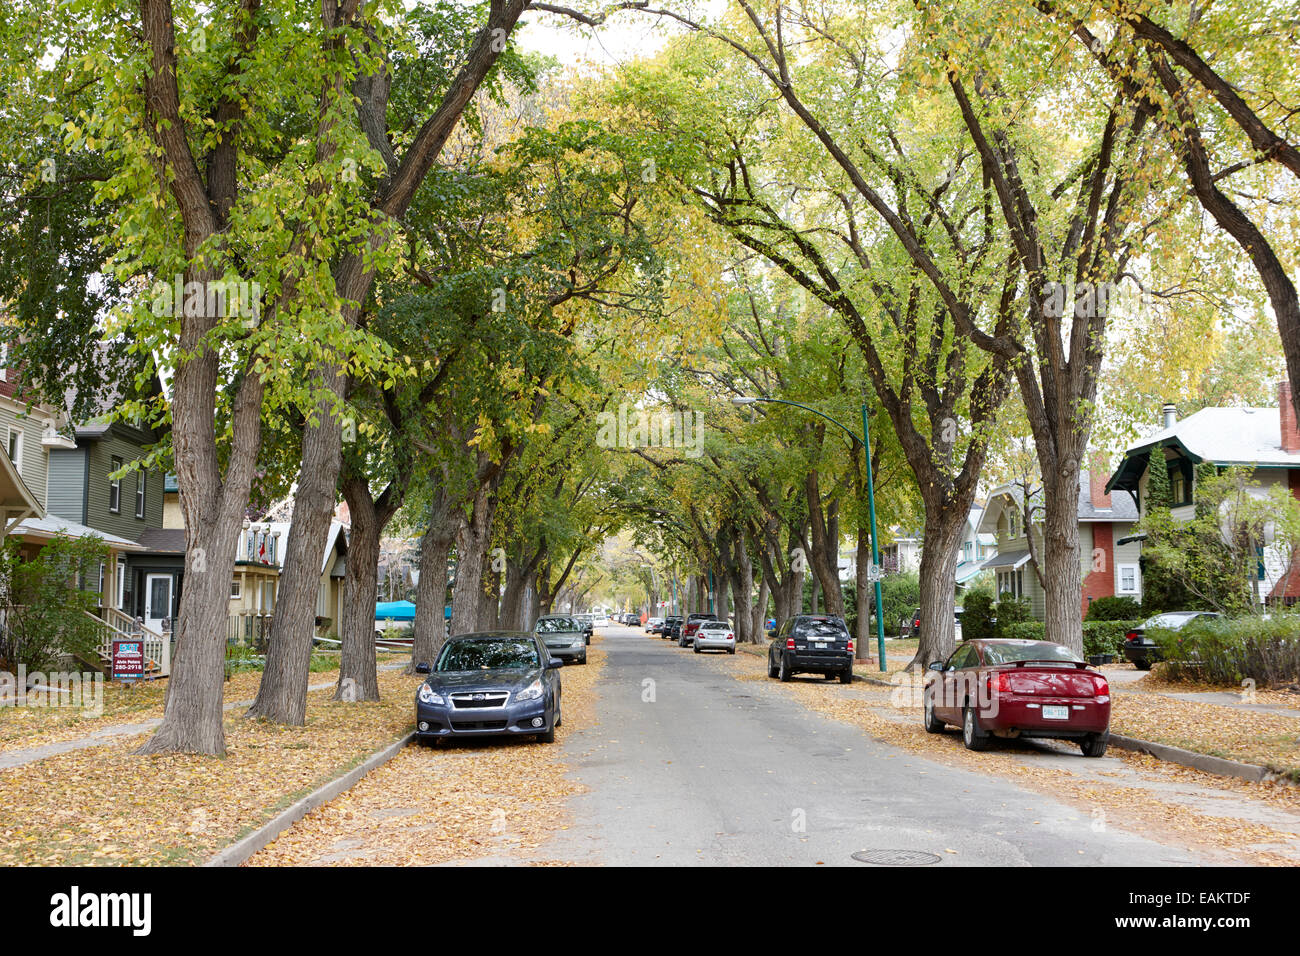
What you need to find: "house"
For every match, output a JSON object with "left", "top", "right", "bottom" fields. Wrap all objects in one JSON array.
[
  {"left": 979, "top": 466, "right": 1142, "bottom": 619},
  {"left": 956, "top": 505, "right": 995, "bottom": 589},
  {"left": 880, "top": 528, "right": 921, "bottom": 574},
  {"left": 1106, "top": 381, "right": 1300, "bottom": 605}
]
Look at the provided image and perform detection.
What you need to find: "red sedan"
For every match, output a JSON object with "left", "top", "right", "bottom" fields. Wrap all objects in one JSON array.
[{"left": 922, "top": 639, "right": 1111, "bottom": 757}]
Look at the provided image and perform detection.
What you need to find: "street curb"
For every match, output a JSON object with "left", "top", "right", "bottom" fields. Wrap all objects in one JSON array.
[
  {"left": 203, "top": 731, "right": 414, "bottom": 867},
  {"left": 1107, "top": 733, "right": 1278, "bottom": 784}
]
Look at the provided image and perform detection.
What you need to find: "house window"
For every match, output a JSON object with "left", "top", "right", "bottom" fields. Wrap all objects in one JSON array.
[
  {"left": 117, "top": 558, "right": 127, "bottom": 610},
  {"left": 1118, "top": 564, "right": 1139, "bottom": 594},
  {"left": 109, "top": 456, "right": 122, "bottom": 513},
  {"left": 6, "top": 426, "right": 21, "bottom": 472},
  {"left": 997, "top": 569, "right": 1024, "bottom": 600},
  {"left": 135, "top": 472, "right": 146, "bottom": 519},
  {"left": 230, "top": 579, "right": 242, "bottom": 600}
]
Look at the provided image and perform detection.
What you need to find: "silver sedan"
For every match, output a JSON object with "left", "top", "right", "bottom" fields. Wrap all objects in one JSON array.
[{"left": 693, "top": 620, "right": 736, "bottom": 654}]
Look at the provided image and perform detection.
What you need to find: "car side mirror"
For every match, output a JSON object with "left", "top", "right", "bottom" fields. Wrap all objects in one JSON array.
[
  {"left": 927, "top": 661, "right": 944, "bottom": 672},
  {"left": 546, "top": 659, "right": 564, "bottom": 669},
  {"left": 415, "top": 662, "right": 431, "bottom": 675}
]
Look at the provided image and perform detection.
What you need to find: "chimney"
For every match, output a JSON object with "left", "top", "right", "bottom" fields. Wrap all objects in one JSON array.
[
  {"left": 1281, "top": 380, "right": 1300, "bottom": 454},
  {"left": 1161, "top": 403, "right": 1177, "bottom": 430},
  {"left": 1088, "top": 451, "right": 1112, "bottom": 510}
]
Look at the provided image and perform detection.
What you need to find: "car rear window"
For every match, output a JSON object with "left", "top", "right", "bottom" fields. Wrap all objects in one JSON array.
[
  {"left": 437, "top": 639, "right": 539, "bottom": 670},
  {"left": 796, "top": 618, "right": 849, "bottom": 639},
  {"left": 535, "top": 618, "right": 579, "bottom": 633},
  {"left": 981, "top": 642, "right": 1083, "bottom": 665},
  {"left": 699, "top": 621, "right": 729, "bottom": 630}
]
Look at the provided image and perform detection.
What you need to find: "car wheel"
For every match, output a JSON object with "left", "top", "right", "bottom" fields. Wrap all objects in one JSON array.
[
  {"left": 768, "top": 656, "right": 778, "bottom": 679},
  {"left": 779, "top": 655, "right": 792, "bottom": 683},
  {"left": 922, "top": 686, "right": 945, "bottom": 733},
  {"left": 694, "top": 643, "right": 701, "bottom": 654},
  {"left": 727, "top": 647, "right": 735, "bottom": 655},
  {"left": 839, "top": 663, "right": 853, "bottom": 685},
  {"left": 555, "top": 696, "right": 562, "bottom": 727},
  {"left": 1134, "top": 660, "right": 1152, "bottom": 671},
  {"left": 537, "top": 724, "right": 556, "bottom": 743},
  {"left": 962, "top": 704, "right": 991, "bottom": 752},
  {"left": 579, "top": 653, "right": 587, "bottom": 665},
  {"left": 1080, "top": 732, "right": 1109, "bottom": 758}
]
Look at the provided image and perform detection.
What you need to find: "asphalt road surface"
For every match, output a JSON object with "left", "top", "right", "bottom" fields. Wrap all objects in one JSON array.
[{"left": 546, "top": 624, "right": 1206, "bottom": 867}]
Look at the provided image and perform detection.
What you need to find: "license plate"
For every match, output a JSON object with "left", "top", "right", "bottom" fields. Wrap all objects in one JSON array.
[
  {"left": 1042, "top": 705, "right": 1069, "bottom": 720},
  {"left": 814, "top": 642, "right": 827, "bottom": 649}
]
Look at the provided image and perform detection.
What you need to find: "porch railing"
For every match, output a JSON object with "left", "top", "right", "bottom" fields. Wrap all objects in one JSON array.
[{"left": 86, "top": 607, "right": 170, "bottom": 678}]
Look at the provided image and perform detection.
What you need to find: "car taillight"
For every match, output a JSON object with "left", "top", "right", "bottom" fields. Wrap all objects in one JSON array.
[
  {"left": 1092, "top": 675, "right": 1110, "bottom": 695},
  {"left": 846, "top": 640, "right": 854, "bottom": 654},
  {"left": 1124, "top": 631, "right": 1139, "bottom": 643},
  {"left": 987, "top": 672, "right": 1013, "bottom": 695},
  {"left": 727, "top": 633, "right": 734, "bottom": 640},
  {"left": 786, "top": 637, "right": 795, "bottom": 650}
]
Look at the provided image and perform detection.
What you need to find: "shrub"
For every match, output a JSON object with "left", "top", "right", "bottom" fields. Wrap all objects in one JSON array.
[
  {"left": 1001, "top": 621, "right": 1047, "bottom": 642},
  {"left": 1084, "top": 596, "right": 1142, "bottom": 621},
  {"left": 962, "top": 588, "right": 997, "bottom": 641},
  {"left": 1081, "top": 619, "right": 1141, "bottom": 658},
  {"left": 994, "top": 593, "right": 1033, "bottom": 638},
  {"left": 880, "top": 572, "right": 920, "bottom": 635},
  {"left": 1155, "top": 614, "right": 1300, "bottom": 685},
  {"left": 0, "top": 536, "right": 108, "bottom": 673}
]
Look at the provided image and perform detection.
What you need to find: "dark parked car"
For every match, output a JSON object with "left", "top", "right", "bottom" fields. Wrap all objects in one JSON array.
[
  {"left": 679, "top": 612, "right": 718, "bottom": 647},
  {"left": 1122, "top": 611, "right": 1221, "bottom": 669},
  {"left": 923, "top": 639, "right": 1111, "bottom": 756},
  {"left": 573, "top": 613, "right": 594, "bottom": 644},
  {"left": 662, "top": 616, "right": 683, "bottom": 640},
  {"left": 534, "top": 614, "right": 588, "bottom": 664},
  {"left": 767, "top": 615, "right": 854, "bottom": 683},
  {"left": 414, "top": 632, "right": 563, "bottom": 745}
]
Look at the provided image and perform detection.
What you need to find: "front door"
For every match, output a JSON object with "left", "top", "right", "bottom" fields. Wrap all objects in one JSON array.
[{"left": 144, "top": 573, "right": 173, "bottom": 635}]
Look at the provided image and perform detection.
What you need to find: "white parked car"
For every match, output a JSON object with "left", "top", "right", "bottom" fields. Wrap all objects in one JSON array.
[
  {"left": 646, "top": 617, "right": 663, "bottom": 633},
  {"left": 693, "top": 620, "right": 736, "bottom": 654}
]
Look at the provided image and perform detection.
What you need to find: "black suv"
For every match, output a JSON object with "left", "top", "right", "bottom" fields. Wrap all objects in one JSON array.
[
  {"left": 662, "top": 616, "right": 684, "bottom": 641},
  {"left": 767, "top": 615, "right": 853, "bottom": 684}
]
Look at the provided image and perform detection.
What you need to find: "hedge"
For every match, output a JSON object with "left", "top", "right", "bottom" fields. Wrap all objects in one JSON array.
[
  {"left": 1154, "top": 615, "right": 1300, "bottom": 685},
  {"left": 1081, "top": 619, "right": 1142, "bottom": 658},
  {"left": 1000, "top": 621, "right": 1046, "bottom": 642}
]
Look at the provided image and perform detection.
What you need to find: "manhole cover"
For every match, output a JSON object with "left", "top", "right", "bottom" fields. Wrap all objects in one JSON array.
[{"left": 851, "top": 849, "right": 942, "bottom": 866}]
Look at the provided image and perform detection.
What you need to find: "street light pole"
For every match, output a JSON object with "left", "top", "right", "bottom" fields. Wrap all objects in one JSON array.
[{"left": 733, "top": 395, "right": 888, "bottom": 671}]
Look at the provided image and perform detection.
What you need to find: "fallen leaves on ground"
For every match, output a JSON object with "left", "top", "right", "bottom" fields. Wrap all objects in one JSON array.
[
  {"left": 705, "top": 644, "right": 1300, "bottom": 865},
  {"left": 0, "top": 670, "right": 416, "bottom": 865},
  {"left": 246, "top": 648, "right": 605, "bottom": 867}
]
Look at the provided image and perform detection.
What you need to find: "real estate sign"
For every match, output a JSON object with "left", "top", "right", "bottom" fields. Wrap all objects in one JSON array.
[{"left": 112, "top": 640, "right": 145, "bottom": 683}]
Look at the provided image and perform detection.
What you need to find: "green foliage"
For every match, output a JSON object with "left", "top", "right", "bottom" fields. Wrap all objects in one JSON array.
[
  {"left": 0, "top": 536, "right": 109, "bottom": 672},
  {"left": 994, "top": 592, "right": 1033, "bottom": 636},
  {"left": 1085, "top": 596, "right": 1143, "bottom": 621},
  {"left": 1145, "top": 445, "right": 1173, "bottom": 510},
  {"left": 1081, "top": 619, "right": 1142, "bottom": 658},
  {"left": 961, "top": 587, "right": 997, "bottom": 641},
  {"left": 879, "top": 572, "right": 920, "bottom": 635},
  {"left": 1154, "top": 615, "right": 1300, "bottom": 686},
  {"left": 1001, "top": 621, "right": 1047, "bottom": 642}
]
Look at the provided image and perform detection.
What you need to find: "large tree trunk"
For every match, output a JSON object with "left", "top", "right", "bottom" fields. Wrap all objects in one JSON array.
[
  {"left": 855, "top": 525, "right": 872, "bottom": 661},
  {"left": 908, "top": 507, "right": 968, "bottom": 671},
  {"left": 751, "top": 571, "right": 770, "bottom": 643},
  {"left": 804, "top": 471, "right": 845, "bottom": 616},
  {"left": 478, "top": 561, "right": 501, "bottom": 630},
  {"left": 733, "top": 531, "right": 754, "bottom": 644},
  {"left": 449, "top": 482, "right": 498, "bottom": 636},
  {"left": 1039, "top": 461, "right": 1085, "bottom": 655},
  {"left": 247, "top": 376, "right": 342, "bottom": 724},
  {"left": 410, "top": 516, "right": 454, "bottom": 672},
  {"left": 337, "top": 474, "right": 395, "bottom": 702}
]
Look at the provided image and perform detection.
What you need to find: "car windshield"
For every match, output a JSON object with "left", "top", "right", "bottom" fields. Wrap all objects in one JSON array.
[
  {"left": 981, "top": 642, "right": 1083, "bottom": 665},
  {"left": 1143, "top": 612, "right": 1201, "bottom": 629},
  {"left": 797, "top": 619, "right": 848, "bottom": 638},
  {"left": 437, "top": 639, "right": 538, "bottom": 671},
  {"left": 699, "top": 621, "right": 729, "bottom": 631},
  {"left": 535, "top": 617, "right": 579, "bottom": 633}
]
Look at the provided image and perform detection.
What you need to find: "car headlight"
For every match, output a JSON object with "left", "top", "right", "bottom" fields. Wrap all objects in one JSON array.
[
  {"left": 516, "top": 678, "right": 544, "bottom": 702},
  {"left": 417, "top": 684, "right": 444, "bottom": 706}
]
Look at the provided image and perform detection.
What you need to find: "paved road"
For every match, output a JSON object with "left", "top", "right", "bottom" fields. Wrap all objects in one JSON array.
[{"left": 547, "top": 625, "right": 1207, "bottom": 866}]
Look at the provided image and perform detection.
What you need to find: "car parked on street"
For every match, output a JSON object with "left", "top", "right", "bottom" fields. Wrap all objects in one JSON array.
[
  {"left": 414, "top": 632, "right": 563, "bottom": 745},
  {"left": 680, "top": 612, "right": 718, "bottom": 647},
  {"left": 923, "top": 639, "right": 1111, "bottom": 756},
  {"left": 662, "top": 616, "right": 683, "bottom": 641},
  {"left": 767, "top": 615, "right": 854, "bottom": 683},
  {"left": 646, "top": 617, "right": 663, "bottom": 634},
  {"left": 534, "top": 614, "right": 588, "bottom": 665},
  {"left": 573, "top": 613, "right": 594, "bottom": 644},
  {"left": 1121, "top": 611, "right": 1221, "bottom": 669},
  {"left": 693, "top": 619, "right": 736, "bottom": 654}
]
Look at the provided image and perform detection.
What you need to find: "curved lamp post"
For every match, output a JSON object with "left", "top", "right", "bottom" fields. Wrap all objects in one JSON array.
[{"left": 732, "top": 395, "right": 887, "bottom": 671}]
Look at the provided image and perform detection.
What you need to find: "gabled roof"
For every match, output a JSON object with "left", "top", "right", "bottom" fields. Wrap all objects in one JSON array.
[
  {"left": 9, "top": 514, "right": 143, "bottom": 550},
  {"left": 980, "top": 470, "right": 1136, "bottom": 532},
  {"left": 1108, "top": 406, "right": 1300, "bottom": 493},
  {"left": 259, "top": 520, "right": 348, "bottom": 574},
  {"left": 0, "top": 443, "right": 42, "bottom": 531}
]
